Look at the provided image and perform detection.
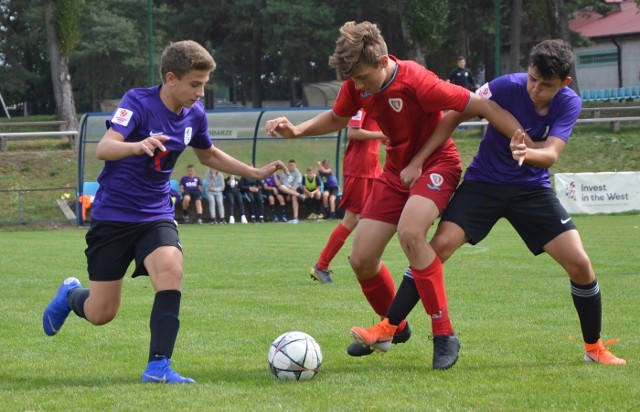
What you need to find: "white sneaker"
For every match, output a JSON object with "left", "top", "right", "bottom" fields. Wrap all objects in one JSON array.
[
  {"left": 240, "top": 215, "right": 248, "bottom": 224},
  {"left": 229, "top": 216, "right": 235, "bottom": 224}
]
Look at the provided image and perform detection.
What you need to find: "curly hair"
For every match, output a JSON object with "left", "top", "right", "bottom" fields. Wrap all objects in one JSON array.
[
  {"left": 328, "top": 21, "right": 388, "bottom": 81},
  {"left": 529, "top": 39, "right": 574, "bottom": 80}
]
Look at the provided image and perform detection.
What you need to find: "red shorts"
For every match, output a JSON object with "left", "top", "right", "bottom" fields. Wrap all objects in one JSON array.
[
  {"left": 339, "top": 176, "right": 375, "bottom": 214},
  {"left": 360, "top": 164, "right": 462, "bottom": 225}
]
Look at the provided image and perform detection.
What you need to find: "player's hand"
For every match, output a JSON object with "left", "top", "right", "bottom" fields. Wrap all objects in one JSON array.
[
  {"left": 400, "top": 163, "right": 421, "bottom": 188},
  {"left": 135, "top": 135, "right": 169, "bottom": 157},
  {"left": 266, "top": 117, "right": 298, "bottom": 138},
  {"left": 510, "top": 129, "right": 527, "bottom": 166},
  {"left": 256, "top": 160, "right": 288, "bottom": 179}
]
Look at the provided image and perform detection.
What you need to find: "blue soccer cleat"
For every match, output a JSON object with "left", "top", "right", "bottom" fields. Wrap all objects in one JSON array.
[
  {"left": 142, "top": 358, "right": 195, "bottom": 384},
  {"left": 42, "top": 277, "right": 82, "bottom": 336}
]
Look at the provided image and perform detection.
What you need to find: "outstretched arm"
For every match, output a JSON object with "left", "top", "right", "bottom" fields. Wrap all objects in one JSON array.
[
  {"left": 195, "top": 147, "right": 287, "bottom": 180},
  {"left": 265, "top": 110, "right": 350, "bottom": 139}
]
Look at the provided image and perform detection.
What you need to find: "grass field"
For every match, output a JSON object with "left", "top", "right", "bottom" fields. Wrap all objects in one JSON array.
[{"left": 1, "top": 215, "right": 638, "bottom": 410}]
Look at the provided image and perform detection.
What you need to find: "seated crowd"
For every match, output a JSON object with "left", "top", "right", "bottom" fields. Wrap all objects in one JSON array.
[{"left": 174, "top": 160, "right": 341, "bottom": 224}]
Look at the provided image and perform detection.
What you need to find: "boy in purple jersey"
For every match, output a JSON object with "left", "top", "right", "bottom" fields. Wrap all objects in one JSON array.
[
  {"left": 42, "top": 40, "right": 287, "bottom": 384},
  {"left": 352, "top": 39, "right": 626, "bottom": 366},
  {"left": 179, "top": 164, "right": 204, "bottom": 224}
]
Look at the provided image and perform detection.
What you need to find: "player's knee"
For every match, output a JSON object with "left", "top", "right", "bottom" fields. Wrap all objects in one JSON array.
[
  {"left": 87, "top": 307, "right": 118, "bottom": 325},
  {"left": 565, "top": 254, "right": 594, "bottom": 283},
  {"left": 397, "top": 226, "right": 425, "bottom": 252},
  {"left": 348, "top": 252, "right": 374, "bottom": 276}
]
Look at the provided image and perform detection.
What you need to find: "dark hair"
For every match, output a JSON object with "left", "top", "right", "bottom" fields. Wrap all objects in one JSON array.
[
  {"left": 457, "top": 56, "right": 465, "bottom": 61},
  {"left": 529, "top": 39, "right": 574, "bottom": 80}
]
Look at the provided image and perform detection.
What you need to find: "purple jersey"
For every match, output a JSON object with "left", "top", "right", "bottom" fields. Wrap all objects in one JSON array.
[
  {"left": 180, "top": 176, "right": 202, "bottom": 192},
  {"left": 92, "top": 85, "right": 212, "bottom": 222},
  {"left": 465, "top": 73, "right": 581, "bottom": 188}
]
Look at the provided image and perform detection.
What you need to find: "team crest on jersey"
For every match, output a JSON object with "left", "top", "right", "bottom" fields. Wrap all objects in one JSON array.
[
  {"left": 388, "top": 98, "right": 403, "bottom": 112},
  {"left": 111, "top": 108, "right": 133, "bottom": 126},
  {"left": 426, "top": 173, "right": 444, "bottom": 191},
  {"left": 476, "top": 83, "right": 492, "bottom": 99},
  {"left": 184, "top": 127, "right": 192, "bottom": 145}
]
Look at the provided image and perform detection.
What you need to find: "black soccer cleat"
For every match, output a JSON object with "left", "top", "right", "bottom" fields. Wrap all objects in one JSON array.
[{"left": 431, "top": 334, "right": 461, "bottom": 370}]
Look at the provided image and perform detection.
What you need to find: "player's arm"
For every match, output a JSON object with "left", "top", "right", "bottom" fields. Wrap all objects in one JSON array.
[
  {"left": 194, "top": 146, "right": 287, "bottom": 180},
  {"left": 400, "top": 110, "right": 468, "bottom": 187},
  {"left": 266, "top": 110, "right": 350, "bottom": 139},
  {"left": 511, "top": 133, "right": 566, "bottom": 168},
  {"left": 96, "top": 128, "right": 169, "bottom": 161},
  {"left": 464, "top": 94, "right": 526, "bottom": 140},
  {"left": 347, "top": 126, "right": 386, "bottom": 141}
]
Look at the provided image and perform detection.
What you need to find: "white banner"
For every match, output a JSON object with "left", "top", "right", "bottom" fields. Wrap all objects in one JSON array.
[{"left": 554, "top": 172, "right": 640, "bottom": 214}]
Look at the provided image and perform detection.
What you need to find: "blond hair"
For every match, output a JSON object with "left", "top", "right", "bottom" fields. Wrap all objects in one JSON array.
[{"left": 328, "top": 21, "right": 388, "bottom": 81}]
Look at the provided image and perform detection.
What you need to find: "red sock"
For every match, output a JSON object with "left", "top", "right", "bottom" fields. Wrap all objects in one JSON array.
[
  {"left": 316, "top": 223, "right": 352, "bottom": 270},
  {"left": 357, "top": 263, "right": 396, "bottom": 317},
  {"left": 411, "top": 257, "right": 454, "bottom": 336}
]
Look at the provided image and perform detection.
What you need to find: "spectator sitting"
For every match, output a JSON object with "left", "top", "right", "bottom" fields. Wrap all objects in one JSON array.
[
  {"left": 262, "top": 172, "right": 286, "bottom": 222},
  {"left": 318, "top": 159, "right": 340, "bottom": 219},
  {"left": 240, "top": 168, "right": 265, "bottom": 223},
  {"left": 276, "top": 159, "right": 303, "bottom": 224},
  {"left": 204, "top": 168, "right": 226, "bottom": 224},
  {"left": 224, "top": 174, "right": 248, "bottom": 224},
  {"left": 302, "top": 166, "right": 323, "bottom": 220},
  {"left": 179, "top": 164, "right": 204, "bottom": 224}
]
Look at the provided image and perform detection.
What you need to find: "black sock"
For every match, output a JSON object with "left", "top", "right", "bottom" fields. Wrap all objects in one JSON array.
[
  {"left": 67, "top": 288, "right": 90, "bottom": 319},
  {"left": 149, "top": 290, "right": 181, "bottom": 362},
  {"left": 386, "top": 269, "right": 421, "bottom": 326},
  {"left": 571, "top": 280, "right": 602, "bottom": 344}
]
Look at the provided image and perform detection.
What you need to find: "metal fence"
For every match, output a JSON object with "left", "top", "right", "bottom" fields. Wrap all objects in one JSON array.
[{"left": 0, "top": 186, "right": 77, "bottom": 225}]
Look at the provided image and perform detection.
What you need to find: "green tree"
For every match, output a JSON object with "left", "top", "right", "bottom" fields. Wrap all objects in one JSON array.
[
  {"left": 262, "top": 0, "right": 335, "bottom": 105},
  {"left": 71, "top": 0, "right": 170, "bottom": 112},
  {"left": 44, "top": 0, "right": 81, "bottom": 130},
  {"left": 0, "top": 0, "right": 53, "bottom": 115}
]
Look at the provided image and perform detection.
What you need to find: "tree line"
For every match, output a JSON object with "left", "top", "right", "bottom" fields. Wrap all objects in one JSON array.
[{"left": 0, "top": 0, "right": 633, "bottom": 126}]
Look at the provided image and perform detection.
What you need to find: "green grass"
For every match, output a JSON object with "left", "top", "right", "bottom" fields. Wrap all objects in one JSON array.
[{"left": 1, "top": 215, "right": 638, "bottom": 410}]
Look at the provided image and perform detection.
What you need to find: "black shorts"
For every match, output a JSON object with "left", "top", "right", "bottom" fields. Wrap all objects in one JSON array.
[
  {"left": 85, "top": 219, "right": 182, "bottom": 281},
  {"left": 324, "top": 187, "right": 339, "bottom": 197},
  {"left": 183, "top": 190, "right": 202, "bottom": 199},
  {"left": 441, "top": 181, "right": 577, "bottom": 255}
]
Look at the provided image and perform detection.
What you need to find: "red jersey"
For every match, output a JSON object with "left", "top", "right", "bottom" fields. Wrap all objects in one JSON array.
[
  {"left": 343, "top": 109, "right": 382, "bottom": 179},
  {"left": 333, "top": 56, "right": 470, "bottom": 179}
]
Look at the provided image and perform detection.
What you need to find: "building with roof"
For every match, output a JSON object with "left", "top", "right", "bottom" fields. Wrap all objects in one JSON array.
[{"left": 569, "top": 0, "right": 640, "bottom": 89}]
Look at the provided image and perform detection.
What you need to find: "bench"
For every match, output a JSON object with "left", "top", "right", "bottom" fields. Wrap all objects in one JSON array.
[{"left": 0, "top": 120, "right": 77, "bottom": 151}]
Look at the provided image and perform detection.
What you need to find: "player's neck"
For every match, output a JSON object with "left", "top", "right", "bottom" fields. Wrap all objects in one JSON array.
[{"left": 159, "top": 85, "right": 184, "bottom": 114}]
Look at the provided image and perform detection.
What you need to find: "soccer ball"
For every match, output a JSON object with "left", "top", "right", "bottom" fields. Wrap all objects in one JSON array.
[{"left": 268, "top": 331, "right": 322, "bottom": 381}]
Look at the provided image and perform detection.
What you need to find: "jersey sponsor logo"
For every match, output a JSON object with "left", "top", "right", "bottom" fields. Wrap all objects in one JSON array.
[
  {"left": 388, "top": 98, "right": 403, "bottom": 113},
  {"left": 184, "top": 127, "right": 192, "bottom": 145},
  {"left": 351, "top": 109, "right": 363, "bottom": 121},
  {"left": 149, "top": 130, "right": 164, "bottom": 136},
  {"left": 427, "top": 173, "right": 444, "bottom": 191},
  {"left": 476, "top": 83, "right": 492, "bottom": 99},
  {"left": 111, "top": 108, "right": 133, "bottom": 126},
  {"left": 561, "top": 217, "right": 572, "bottom": 224}
]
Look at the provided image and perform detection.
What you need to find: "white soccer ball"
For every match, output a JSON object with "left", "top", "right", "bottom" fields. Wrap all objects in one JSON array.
[{"left": 268, "top": 331, "right": 323, "bottom": 381}]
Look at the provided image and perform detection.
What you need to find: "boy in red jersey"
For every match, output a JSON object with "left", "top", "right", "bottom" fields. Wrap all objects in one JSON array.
[
  {"left": 310, "top": 108, "right": 385, "bottom": 285},
  {"left": 266, "top": 21, "right": 524, "bottom": 369}
]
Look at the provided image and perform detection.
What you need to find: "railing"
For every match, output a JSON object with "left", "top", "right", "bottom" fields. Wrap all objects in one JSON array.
[{"left": 0, "top": 120, "right": 77, "bottom": 150}]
